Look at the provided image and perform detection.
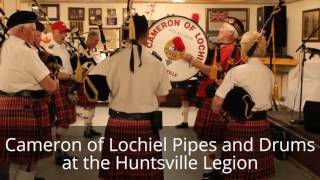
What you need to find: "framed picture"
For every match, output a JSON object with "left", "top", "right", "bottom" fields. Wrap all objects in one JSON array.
[
  {"left": 89, "top": 8, "right": 102, "bottom": 25},
  {"left": 106, "top": 17, "right": 117, "bottom": 26},
  {"left": 107, "top": 8, "right": 117, "bottom": 17},
  {"left": 68, "top": 7, "right": 85, "bottom": 21},
  {"left": 32, "top": 4, "right": 60, "bottom": 21},
  {"left": 302, "top": 8, "right": 320, "bottom": 42},
  {"left": 70, "top": 21, "right": 84, "bottom": 34},
  {"left": 89, "top": 28, "right": 120, "bottom": 51},
  {"left": 122, "top": 8, "right": 136, "bottom": 23},
  {"left": 206, "top": 8, "right": 249, "bottom": 36}
]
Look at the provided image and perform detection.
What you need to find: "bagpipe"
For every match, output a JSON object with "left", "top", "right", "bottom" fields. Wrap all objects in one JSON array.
[
  {"left": 221, "top": 0, "right": 286, "bottom": 121},
  {"left": 83, "top": 0, "right": 135, "bottom": 102},
  {"left": 33, "top": 41, "right": 62, "bottom": 79},
  {"left": 0, "top": 8, "right": 8, "bottom": 47}
]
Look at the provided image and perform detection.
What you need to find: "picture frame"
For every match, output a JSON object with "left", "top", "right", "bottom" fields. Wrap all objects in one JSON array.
[
  {"left": 106, "top": 17, "right": 117, "bottom": 26},
  {"left": 70, "top": 21, "right": 84, "bottom": 34},
  {"left": 206, "top": 8, "right": 249, "bottom": 36},
  {"left": 122, "top": 8, "right": 136, "bottom": 23},
  {"left": 89, "top": 28, "right": 120, "bottom": 51},
  {"left": 89, "top": 8, "right": 102, "bottom": 26},
  {"left": 68, "top": 7, "right": 85, "bottom": 21},
  {"left": 32, "top": 4, "right": 60, "bottom": 21},
  {"left": 302, "top": 8, "right": 320, "bottom": 42}
]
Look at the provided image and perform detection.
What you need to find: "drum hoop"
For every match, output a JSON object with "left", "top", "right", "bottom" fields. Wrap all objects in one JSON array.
[{"left": 149, "top": 15, "right": 208, "bottom": 82}]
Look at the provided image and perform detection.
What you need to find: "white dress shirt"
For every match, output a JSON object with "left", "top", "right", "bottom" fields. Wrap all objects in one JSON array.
[
  {"left": 90, "top": 45, "right": 172, "bottom": 113},
  {"left": 45, "top": 39, "right": 73, "bottom": 74},
  {"left": 215, "top": 57, "right": 274, "bottom": 111},
  {"left": 0, "top": 36, "right": 49, "bottom": 93}
]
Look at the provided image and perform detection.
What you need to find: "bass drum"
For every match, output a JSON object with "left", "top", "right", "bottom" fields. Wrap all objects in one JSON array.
[{"left": 146, "top": 15, "right": 208, "bottom": 82}]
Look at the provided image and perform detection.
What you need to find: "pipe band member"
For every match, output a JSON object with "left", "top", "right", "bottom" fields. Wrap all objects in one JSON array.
[
  {"left": 212, "top": 31, "right": 275, "bottom": 180},
  {"left": 89, "top": 14, "right": 171, "bottom": 180},
  {"left": 0, "top": 11, "right": 58, "bottom": 180},
  {"left": 45, "top": 21, "right": 78, "bottom": 166}
]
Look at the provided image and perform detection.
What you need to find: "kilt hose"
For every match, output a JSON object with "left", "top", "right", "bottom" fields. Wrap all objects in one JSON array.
[
  {"left": 77, "top": 83, "right": 96, "bottom": 109},
  {"left": 193, "top": 97, "right": 226, "bottom": 142},
  {"left": 180, "top": 93, "right": 200, "bottom": 107},
  {"left": 0, "top": 96, "right": 53, "bottom": 163},
  {"left": 54, "top": 83, "right": 76, "bottom": 127},
  {"left": 99, "top": 118, "right": 163, "bottom": 180},
  {"left": 222, "top": 119, "right": 275, "bottom": 180}
]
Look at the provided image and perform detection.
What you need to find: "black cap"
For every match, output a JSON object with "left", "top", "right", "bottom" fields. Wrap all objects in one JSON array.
[
  {"left": 133, "top": 15, "right": 148, "bottom": 40},
  {"left": 6, "top": 11, "right": 38, "bottom": 30},
  {"left": 36, "top": 21, "right": 45, "bottom": 32},
  {"left": 225, "top": 16, "right": 245, "bottom": 37}
]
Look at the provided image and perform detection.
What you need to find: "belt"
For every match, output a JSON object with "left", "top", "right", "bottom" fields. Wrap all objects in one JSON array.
[
  {"left": 0, "top": 90, "right": 49, "bottom": 99},
  {"left": 227, "top": 111, "right": 267, "bottom": 122},
  {"left": 109, "top": 109, "right": 153, "bottom": 120},
  {"left": 247, "top": 111, "right": 267, "bottom": 121}
]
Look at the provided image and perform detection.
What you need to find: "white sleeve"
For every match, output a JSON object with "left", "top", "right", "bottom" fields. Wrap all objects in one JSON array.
[
  {"left": 156, "top": 64, "right": 172, "bottom": 96},
  {"left": 89, "top": 59, "right": 108, "bottom": 76},
  {"left": 215, "top": 69, "right": 236, "bottom": 99},
  {"left": 25, "top": 51, "right": 50, "bottom": 82}
]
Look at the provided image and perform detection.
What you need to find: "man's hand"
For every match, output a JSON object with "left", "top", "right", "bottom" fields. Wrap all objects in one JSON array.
[
  {"left": 181, "top": 52, "right": 193, "bottom": 63},
  {"left": 212, "top": 95, "right": 224, "bottom": 113}
]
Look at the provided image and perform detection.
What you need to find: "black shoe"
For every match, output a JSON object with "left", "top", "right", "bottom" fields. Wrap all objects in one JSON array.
[
  {"left": 84, "top": 126, "right": 101, "bottom": 139},
  {"left": 34, "top": 177, "right": 45, "bottom": 180},
  {"left": 175, "top": 122, "right": 188, "bottom": 129},
  {"left": 84, "top": 129, "right": 94, "bottom": 139},
  {"left": 202, "top": 170, "right": 224, "bottom": 180},
  {"left": 55, "top": 150, "right": 78, "bottom": 167},
  {"left": 90, "top": 128, "right": 101, "bottom": 136}
]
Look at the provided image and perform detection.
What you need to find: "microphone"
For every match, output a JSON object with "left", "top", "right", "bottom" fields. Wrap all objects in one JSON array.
[
  {"left": 172, "top": 36, "right": 185, "bottom": 51},
  {"left": 306, "top": 47, "right": 320, "bottom": 54}
]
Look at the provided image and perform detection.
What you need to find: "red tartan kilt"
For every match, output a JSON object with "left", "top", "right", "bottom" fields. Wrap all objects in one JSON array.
[
  {"left": 54, "top": 83, "right": 76, "bottom": 127},
  {"left": 77, "top": 83, "right": 96, "bottom": 108},
  {"left": 0, "top": 96, "right": 53, "bottom": 163},
  {"left": 193, "top": 98, "right": 226, "bottom": 142},
  {"left": 222, "top": 119, "right": 275, "bottom": 180},
  {"left": 99, "top": 118, "right": 163, "bottom": 180},
  {"left": 180, "top": 94, "right": 199, "bottom": 106}
]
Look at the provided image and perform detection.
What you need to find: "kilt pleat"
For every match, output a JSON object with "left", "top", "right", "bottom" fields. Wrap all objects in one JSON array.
[
  {"left": 54, "top": 83, "right": 76, "bottom": 127},
  {"left": 77, "top": 83, "right": 96, "bottom": 108},
  {"left": 222, "top": 119, "right": 275, "bottom": 180},
  {"left": 99, "top": 118, "right": 163, "bottom": 180},
  {"left": 193, "top": 98, "right": 226, "bottom": 142},
  {"left": 0, "top": 96, "right": 53, "bottom": 163}
]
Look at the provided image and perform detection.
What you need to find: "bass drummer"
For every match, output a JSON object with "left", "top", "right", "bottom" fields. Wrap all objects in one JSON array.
[{"left": 181, "top": 16, "right": 244, "bottom": 179}]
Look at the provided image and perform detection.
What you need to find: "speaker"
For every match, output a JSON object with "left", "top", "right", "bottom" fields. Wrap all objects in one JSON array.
[
  {"left": 303, "top": 101, "right": 320, "bottom": 133},
  {"left": 257, "top": 6, "right": 287, "bottom": 55}
]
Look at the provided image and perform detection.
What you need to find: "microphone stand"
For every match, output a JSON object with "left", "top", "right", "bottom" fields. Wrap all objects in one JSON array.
[{"left": 292, "top": 23, "right": 320, "bottom": 123}]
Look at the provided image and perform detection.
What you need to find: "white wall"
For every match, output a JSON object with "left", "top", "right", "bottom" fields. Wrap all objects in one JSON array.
[
  {"left": 287, "top": 0, "right": 320, "bottom": 60},
  {"left": 20, "top": 2, "right": 262, "bottom": 35},
  {"left": 17, "top": 0, "right": 320, "bottom": 59}
]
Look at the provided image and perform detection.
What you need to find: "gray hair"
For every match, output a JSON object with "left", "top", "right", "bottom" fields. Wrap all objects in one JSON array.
[
  {"left": 7, "top": 23, "right": 35, "bottom": 35},
  {"left": 87, "top": 31, "right": 99, "bottom": 39},
  {"left": 224, "top": 23, "right": 240, "bottom": 40}
]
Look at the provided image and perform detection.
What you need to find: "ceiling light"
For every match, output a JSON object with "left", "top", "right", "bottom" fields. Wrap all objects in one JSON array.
[{"left": 172, "top": 0, "right": 186, "bottom": 3}]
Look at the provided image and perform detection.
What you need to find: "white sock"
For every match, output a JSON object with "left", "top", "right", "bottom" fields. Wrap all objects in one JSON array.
[
  {"left": 182, "top": 106, "right": 189, "bottom": 123},
  {"left": 9, "top": 163, "right": 20, "bottom": 180},
  {"left": 83, "top": 108, "right": 95, "bottom": 126},
  {"left": 56, "top": 127, "right": 68, "bottom": 137},
  {"left": 15, "top": 170, "right": 35, "bottom": 180}
]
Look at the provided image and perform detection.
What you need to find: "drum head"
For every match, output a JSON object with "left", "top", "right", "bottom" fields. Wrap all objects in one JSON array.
[{"left": 147, "top": 15, "right": 208, "bottom": 82}]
